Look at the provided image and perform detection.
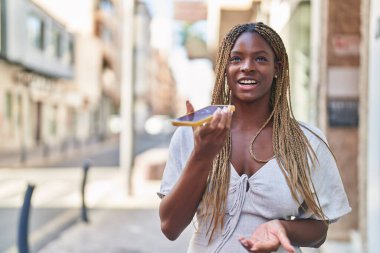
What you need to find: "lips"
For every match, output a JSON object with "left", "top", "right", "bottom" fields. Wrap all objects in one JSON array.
[{"left": 237, "top": 78, "right": 257, "bottom": 86}]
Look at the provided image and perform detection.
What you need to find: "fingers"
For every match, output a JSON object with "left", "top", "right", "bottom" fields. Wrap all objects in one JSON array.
[
  {"left": 239, "top": 232, "right": 295, "bottom": 253},
  {"left": 186, "top": 100, "right": 197, "bottom": 131},
  {"left": 186, "top": 100, "right": 195, "bottom": 114},
  {"left": 239, "top": 237, "right": 269, "bottom": 253},
  {"left": 249, "top": 240, "right": 277, "bottom": 252},
  {"left": 238, "top": 237, "right": 254, "bottom": 252},
  {"left": 209, "top": 107, "right": 222, "bottom": 128},
  {"left": 209, "top": 106, "right": 233, "bottom": 130},
  {"left": 226, "top": 105, "right": 234, "bottom": 129},
  {"left": 276, "top": 230, "right": 295, "bottom": 253}
]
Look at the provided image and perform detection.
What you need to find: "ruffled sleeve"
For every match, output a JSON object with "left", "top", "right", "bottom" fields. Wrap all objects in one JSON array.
[{"left": 296, "top": 125, "right": 351, "bottom": 223}]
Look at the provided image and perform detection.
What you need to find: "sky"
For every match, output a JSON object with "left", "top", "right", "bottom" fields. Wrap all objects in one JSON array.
[{"left": 33, "top": 0, "right": 94, "bottom": 34}]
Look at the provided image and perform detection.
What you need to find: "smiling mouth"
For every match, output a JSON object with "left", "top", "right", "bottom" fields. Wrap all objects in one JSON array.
[{"left": 238, "top": 79, "right": 257, "bottom": 85}]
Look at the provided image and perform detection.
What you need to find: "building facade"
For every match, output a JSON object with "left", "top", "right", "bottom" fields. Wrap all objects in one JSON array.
[
  {"left": 0, "top": 0, "right": 113, "bottom": 165},
  {"left": 0, "top": 0, "right": 76, "bottom": 161}
]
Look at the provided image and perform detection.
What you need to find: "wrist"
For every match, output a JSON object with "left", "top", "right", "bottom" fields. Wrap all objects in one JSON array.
[
  {"left": 192, "top": 146, "right": 217, "bottom": 162},
  {"left": 277, "top": 219, "right": 289, "bottom": 234},
  {"left": 189, "top": 150, "right": 214, "bottom": 169}
]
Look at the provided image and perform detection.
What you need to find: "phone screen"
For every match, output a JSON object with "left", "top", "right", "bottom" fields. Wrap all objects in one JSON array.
[{"left": 175, "top": 105, "right": 224, "bottom": 123}]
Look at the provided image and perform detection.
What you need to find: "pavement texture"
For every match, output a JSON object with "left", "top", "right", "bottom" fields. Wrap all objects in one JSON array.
[
  {"left": 38, "top": 209, "right": 193, "bottom": 253},
  {"left": 0, "top": 147, "right": 193, "bottom": 253},
  {"left": 0, "top": 146, "right": 355, "bottom": 253}
]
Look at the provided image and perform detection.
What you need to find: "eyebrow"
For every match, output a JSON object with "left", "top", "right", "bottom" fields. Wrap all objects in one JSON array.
[{"left": 230, "top": 50, "right": 271, "bottom": 56}]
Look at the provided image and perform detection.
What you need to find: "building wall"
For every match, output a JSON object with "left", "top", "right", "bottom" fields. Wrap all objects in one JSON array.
[
  {"left": 5, "top": 0, "right": 74, "bottom": 78},
  {"left": 0, "top": 0, "right": 107, "bottom": 166},
  {"left": 0, "top": 62, "right": 19, "bottom": 149},
  {"left": 281, "top": 2, "right": 313, "bottom": 123},
  {"left": 361, "top": 0, "right": 380, "bottom": 251},
  {"left": 207, "top": 0, "right": 258, "bottom": 62},
  {"left": 323, "top": 0, "right": 361, "bottom": 239}
]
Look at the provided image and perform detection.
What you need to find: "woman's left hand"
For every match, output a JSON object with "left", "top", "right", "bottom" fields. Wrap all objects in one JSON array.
[{"left": 238, "top": 220, "right": 295, "bottom": 253}]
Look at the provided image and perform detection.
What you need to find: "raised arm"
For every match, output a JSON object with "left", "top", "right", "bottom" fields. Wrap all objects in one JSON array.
[{"left": 159, "top": 103, "right": 233, "bottom": 240}]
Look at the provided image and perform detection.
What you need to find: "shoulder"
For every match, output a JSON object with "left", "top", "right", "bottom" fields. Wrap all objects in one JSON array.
[
  {"left": 298, "top": 121, "right": 328, "bottom": 147},
  {"left": 169, "top": 126, "right": 194, "bottom": 154}
]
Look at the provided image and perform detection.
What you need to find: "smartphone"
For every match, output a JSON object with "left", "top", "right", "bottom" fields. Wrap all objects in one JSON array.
[{"left": 171, "top": 105, "right": 235, "bottom": 126}]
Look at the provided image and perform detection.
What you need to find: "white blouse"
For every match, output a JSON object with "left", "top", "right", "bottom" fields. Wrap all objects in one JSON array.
[{"left": 159, "top": 123, "right": 351, "bottom": 253}]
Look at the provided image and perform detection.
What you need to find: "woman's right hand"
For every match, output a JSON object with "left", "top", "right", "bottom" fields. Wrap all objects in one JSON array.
[
  {"left": 159, "top": 101, "right": 233, "bottom": 240},
  {"left": 186, "top": 101, "right": 234, "bottom": 160}
]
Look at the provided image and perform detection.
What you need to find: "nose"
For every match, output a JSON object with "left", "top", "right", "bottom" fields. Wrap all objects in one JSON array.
[{"left": 239, "top": 60, "right": 254, "bottom": 72}]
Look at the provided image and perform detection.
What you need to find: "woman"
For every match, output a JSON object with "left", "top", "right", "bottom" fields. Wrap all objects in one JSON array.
[{"left": 158, "top": 22, "right": 351, "bottom": 253}]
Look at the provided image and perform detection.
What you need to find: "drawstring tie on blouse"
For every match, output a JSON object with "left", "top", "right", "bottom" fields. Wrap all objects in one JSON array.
[{"left": 214, "top": 174, "right": 249, "bottom": 252}]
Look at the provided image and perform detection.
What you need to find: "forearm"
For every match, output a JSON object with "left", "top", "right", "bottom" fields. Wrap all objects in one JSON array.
[
  {"left": 279, "top": 219, "right": 328, "bottom": 248},
  {"left": 159, "top": 151, "right": 213, "bottom": 240}
]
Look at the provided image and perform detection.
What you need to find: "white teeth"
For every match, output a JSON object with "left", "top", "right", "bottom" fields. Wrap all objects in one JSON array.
[{"left": 239, "top": 80, "right": 257, "bottom": 85}]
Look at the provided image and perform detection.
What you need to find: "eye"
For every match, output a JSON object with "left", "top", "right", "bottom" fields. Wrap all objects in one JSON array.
[
  {"left": 256, "top": 56, "right": 268, "bottom": 62},
  {"left": 229, "top": 56, "right": 241, "bottom": 63}
]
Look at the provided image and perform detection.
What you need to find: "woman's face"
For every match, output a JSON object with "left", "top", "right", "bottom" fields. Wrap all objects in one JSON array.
[{"left": 226, "top": 32, "right": 279, "bottom": 104}]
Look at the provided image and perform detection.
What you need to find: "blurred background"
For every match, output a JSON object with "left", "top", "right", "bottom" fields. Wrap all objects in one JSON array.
[{"left": 0, "top": 0, "right": 379, "bottom": 252}]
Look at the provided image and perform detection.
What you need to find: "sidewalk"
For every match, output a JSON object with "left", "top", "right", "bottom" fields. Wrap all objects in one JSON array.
[
  {"left": 0, "top": 150, "right": 193, "bottom": 253},
  {"left": 38, "top": 209, "right": 193, "bottom": 253},
  {"left": 36, "top": 166, "right": 194, "bottom": 253},
  {"left": 34, "top": 148, "right": 195, "bottom": 253}
]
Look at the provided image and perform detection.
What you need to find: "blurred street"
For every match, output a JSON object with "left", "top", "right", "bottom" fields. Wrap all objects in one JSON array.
[
  {"left": 0, "top": 164, "right": 194, "bottom": 253},
  {"left": 0, "top": 132, "right": 182, "bottom": 253}
]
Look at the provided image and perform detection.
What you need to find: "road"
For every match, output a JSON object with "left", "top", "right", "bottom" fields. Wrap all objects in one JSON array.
[{"left": 46, "top": 132, "right": 173, "bottom": 168}]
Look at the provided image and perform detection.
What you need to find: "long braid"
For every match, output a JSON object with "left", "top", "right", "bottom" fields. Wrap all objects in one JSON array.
[{"left": 202, "top": 22, "right": 327, "bottom": 241}]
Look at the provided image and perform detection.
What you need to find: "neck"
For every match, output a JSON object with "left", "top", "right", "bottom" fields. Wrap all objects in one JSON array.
[{"left": 231, "top": 100, "right": 273, "bottom": 130}]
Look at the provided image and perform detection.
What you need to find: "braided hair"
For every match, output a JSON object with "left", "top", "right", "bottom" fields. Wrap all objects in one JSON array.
[{"left": 202, "top": 22, "right": 327, "bottom": 241}]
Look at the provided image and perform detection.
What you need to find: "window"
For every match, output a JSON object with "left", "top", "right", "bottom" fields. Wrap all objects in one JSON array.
[
  {"left": 53, "top": 28, "right": 62, "bottom": 58},
  {"left": 50, "top": 106, "right": 57, "bottom": 135},
  {"left": 101, "top": 25, "right": 113, "bottom": 43},
  {"left": 68, "top": 39, "right": 75, "bottom": 64},
  {"left": 27, "top": 14, "right": 45, "bottom": 50},
  {"left": 97, "top": 0, "right": 115, "bottom": 15},
  {"left": 5, "top": 92, "right": 12, "bottom": 120},
  {"left": 17, "top": 95, "right": 22, "bottom": 127}
]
